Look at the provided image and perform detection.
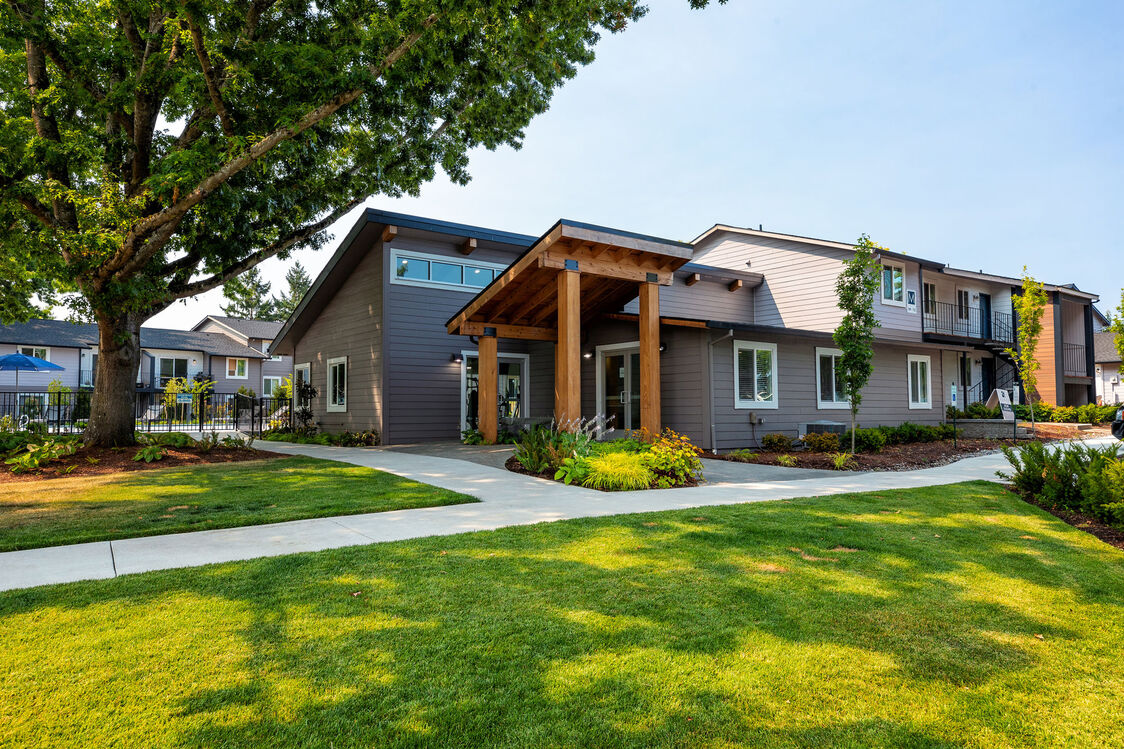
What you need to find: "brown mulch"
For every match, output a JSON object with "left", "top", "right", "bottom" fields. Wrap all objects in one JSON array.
[
  {"left": 1023, "top": 423, "right": 1111, "bottom": 440},
  {"left": 0, "top": 445, "right": 286, "bottom": 483},
  {"left": 1011, "top": 489, "right": 1124, "bottom": 551},
  {"left": 705, "top": 438, "right": 1030, "bottom": 472},
  {"left": 503, "top": 455, "right": 701, "bottom": 490}
]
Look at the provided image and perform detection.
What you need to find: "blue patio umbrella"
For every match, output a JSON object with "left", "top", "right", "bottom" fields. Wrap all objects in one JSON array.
[{"left": 0, "top": 352, "right": 65, "bottom": 391}]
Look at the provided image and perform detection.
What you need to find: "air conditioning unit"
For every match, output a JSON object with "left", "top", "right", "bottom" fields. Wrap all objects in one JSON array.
[{"left": 804, "top": 420, "right": 847, "bottom": 435}]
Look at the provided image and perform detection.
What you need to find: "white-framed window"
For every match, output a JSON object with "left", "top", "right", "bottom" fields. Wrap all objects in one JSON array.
[
  {"left": 733, "top": 340, "right": 778, "bottom": 409},
  {"left": 389, "top": 248, "right": 507, "bottom": 292},
  {"left": 226, "top": 357, "right": 248, "bottom": 379},
  {"left": 908, "top": 354, "right": 932, "bottom": 409},
  {"left": 956, "top": 289, "right": 971, "bottom": 321},
  {"left": 327, "top": 356, "right": 347, "bottom": 412},
  {"left": 158, "top": 357, "right": 188, "bottom": 386},
  {"left": 294, "top": 363, "right": 311, "bottom": 406},
  {"left": 18, "top": 346, "right": 49, "bottom": 361},
  {"left": 262, "top": 376, "right": 283, "bottom": 397},
  {"left": 881, "top": 263, "right": 905, "bottom": 305},
  {"left": 815, "top": 347, "right": 849, "bottom": 409},
  {"left": 923, "top": 282, "right": 938, "bottom": 315}
]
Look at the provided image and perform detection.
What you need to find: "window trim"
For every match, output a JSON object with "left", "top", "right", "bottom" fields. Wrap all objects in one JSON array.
[
  {"left": 389, "top": 248, "right": 507, "bottom": 293},
  {"left": 815, "top": 347, "right": 850, "bottom": 410},
  {"left": 733, "top": 340, "right": 779, "bottom": 410},
  {"left": 294, "top": 363, "right": 311, "bottom": 406},
  {"left": 262, "top": 376, "right": 283, "bottom": 397},
  {"left": 907, "top": 354, "right": 932, "bottom": 410},
  {"left": 956, "top": 288, "right": 972, "bottom": 321},
  {"left": 226, "top": 357, "right": 248, "bottom": 380},
  {"left": 157, "top": 356, "right": 189, "bottom": 386},
  {"left": 326, "top": 356, "right": 347, "bottom": 413},
  {"left": 881, "top": 263, "right": 906, "bottom": 307},
  {"left": 18, "top": 345, "right": 49, "bottom": 361},
  {"left": 923, "top": 282, "right": 938, "bottom": 315}
]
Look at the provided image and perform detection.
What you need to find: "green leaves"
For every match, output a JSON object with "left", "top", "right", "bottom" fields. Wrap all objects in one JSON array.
[
  {"left": 833, "top": 234, "right": 884, "bottom": 423},
  {"left": 1006, "top": 268, "right": 1047, "bottom": 405}
]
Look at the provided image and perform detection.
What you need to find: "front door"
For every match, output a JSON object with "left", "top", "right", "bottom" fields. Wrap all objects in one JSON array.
[
  {"left": 600, "top": 347, "right": 641, "bottom": 434},
  {"left": 978, "top": 293, "right": 992, "bottom": 339},
  {"left": 463, "top": 355, "right": 526, "bottom": 432}
]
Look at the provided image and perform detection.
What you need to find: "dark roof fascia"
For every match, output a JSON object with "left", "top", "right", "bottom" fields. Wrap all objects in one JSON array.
[
  {"left": 876, "top": 249, "right": 945, "bottom": 271},
  {"left": 677, "top": 263, "right": 765, "bottom": 287},
  {"left": 362, "top": 207, "right": 538, "bottom": 246}
]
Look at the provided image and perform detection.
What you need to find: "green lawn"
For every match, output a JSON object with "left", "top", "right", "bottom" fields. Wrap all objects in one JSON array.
[
  {"left": 2, "top": 481, "right": 1123, "bottom": 747},
  {"left": 0, "top": 457, "right": 476, "bottom": 551}
]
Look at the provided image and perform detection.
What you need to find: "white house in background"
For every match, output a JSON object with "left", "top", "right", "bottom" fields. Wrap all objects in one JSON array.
[{"left": 1094, "top": 332, "right": 1122, "bottom": 405}]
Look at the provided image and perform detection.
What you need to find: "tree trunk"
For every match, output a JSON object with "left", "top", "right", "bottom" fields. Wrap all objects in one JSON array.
[{"left": 85, "top": 310, "right": 145, "bottom": 446}]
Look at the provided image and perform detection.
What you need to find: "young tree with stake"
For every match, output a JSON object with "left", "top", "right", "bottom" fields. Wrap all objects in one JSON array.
[
  {"left": 833, "top": 235, "right": 884, "bottom": 454},
  {"left": 1005, "top": 269, "right": 1047, "bottom": 437}
]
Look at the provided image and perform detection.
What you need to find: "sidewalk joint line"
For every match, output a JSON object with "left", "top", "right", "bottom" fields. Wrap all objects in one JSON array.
[{"left": 328, "top": 517, "right": 377, "bottom": 542}]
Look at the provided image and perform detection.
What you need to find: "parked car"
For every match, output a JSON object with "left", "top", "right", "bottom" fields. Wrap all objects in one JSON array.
[{"left": 1113, "top": 408, "right": 1124, "bottom": 441}]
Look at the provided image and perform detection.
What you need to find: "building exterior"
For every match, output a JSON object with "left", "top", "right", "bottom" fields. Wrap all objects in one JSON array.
[
  {"left": 271, "top": 209, "right": 1101, "bottom": 449},
  {"left": 0, "top": 318, "right": 274, "bottom": 394},
  {"left": 1094, "top": 332, "right": 1122, "bottom": 405},
  {"left": 190, "top": 316, "right": 292, "bottom": 396}
]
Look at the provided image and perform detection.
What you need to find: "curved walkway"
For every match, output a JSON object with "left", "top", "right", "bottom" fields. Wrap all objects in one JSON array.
[{"left": 1, "top": 438, "right": 1113, "bottom": 592}]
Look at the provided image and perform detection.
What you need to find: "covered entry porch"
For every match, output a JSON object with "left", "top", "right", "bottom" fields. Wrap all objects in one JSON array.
[{"left": 446, "top": 220, "right": 694, "bottom": 443}]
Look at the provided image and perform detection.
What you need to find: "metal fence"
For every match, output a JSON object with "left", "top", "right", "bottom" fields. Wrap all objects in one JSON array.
[
  {"left": 0, "top": 390, "right": 291, "bottom": 436},
  {"left": 922, "top": 301, "right": 1014, "bottom": 343}
]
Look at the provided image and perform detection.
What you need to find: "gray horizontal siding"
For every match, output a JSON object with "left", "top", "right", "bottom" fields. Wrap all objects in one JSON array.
[
  {"left": 620, "top": 274, "right": 754, "bottom": 323},
  {"left": 0, "top": 344, "right": 83, "bottom": 391}
]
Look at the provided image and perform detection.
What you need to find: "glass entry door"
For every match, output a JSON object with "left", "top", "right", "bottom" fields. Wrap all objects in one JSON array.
[
  {"left": 463, "top": 355, "right": 526, "bottom": 431},
  {"left": 602, "top": 348, "right": 641, "bottom": 434}
]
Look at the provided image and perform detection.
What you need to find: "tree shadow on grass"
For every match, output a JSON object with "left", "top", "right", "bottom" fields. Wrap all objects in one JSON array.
[{"left": 1, "top": 481, "right": 1122, "bottom": 747}]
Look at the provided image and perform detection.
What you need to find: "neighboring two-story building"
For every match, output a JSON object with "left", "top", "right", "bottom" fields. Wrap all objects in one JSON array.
[
  {"left": 1095, "top": 332, "right": 1122, "bottom": 405},
  {"left": 270, "top": 209, "right": 1101, "bottom": 448},
  {"left": 0, "top": 317, "right": 291, "bottom": 396}
]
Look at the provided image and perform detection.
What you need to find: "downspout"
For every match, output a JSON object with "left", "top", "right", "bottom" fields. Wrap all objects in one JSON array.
[{"left": 708, "top": 329, "right": 733, "bottom": 453}]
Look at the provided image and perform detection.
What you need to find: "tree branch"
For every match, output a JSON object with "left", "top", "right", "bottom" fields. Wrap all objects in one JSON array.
[
  {"left": 105, "top": 13, "right": 438, "bottom": 285},
  {"left": 115, "top": 1, "right": 145, "bottom": 62},
  {"left": 185, "top": 14, "right": 233, "bottom": 136},
  {"left": 163, "top": 198, "right": 363, "bottom": 302},
  {"left": 23, "top": 36, "right": 77, "bottom": 232}
]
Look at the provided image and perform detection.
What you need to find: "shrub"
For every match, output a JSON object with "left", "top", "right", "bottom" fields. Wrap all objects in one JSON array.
[
  {"left": 1082, "top": 459, "right": 1124, "bottom": 523},
  {"left": 148, "top": 432, "right": 197, "bottom": 448},
  {"left": 967, "top": 402, "right": 1001, "bottom": 420},
  {"left": 581, "top": 452, "right": 654, "bottom": 491},
  {"left": 1014, "top": 402, "right": 1054, "bottom": 422},
  {"left": 5, "top": 438, "right": 79, "bottom": 473},
  {"left": 514, "top": 419, "right": 602, "bottom": 474},
  {"left": 1051, "top": 406, "right": 1078, "bottom": 423},
  {"left": 829, "top": 452, "right": 855, "bottom": 470},
  {"left": 776, "top": 454, "right": 797, "bottom": 467},
  {"left": 641, "top": 429, "right": 703, "bottom": 488},
  {"left": 761, "top": 433, "right": 794, "bottom": 452},
  {"left": 801, "top": 432, "right": 839, "bottom": 452},
  {"left": 726, "top": 449, "right": 757, "bottom": 463},
  {"left": 133, "top": 444, "right": 168, "bottom": 463},
  {"left": 554, "top": 456, "right": 591, "bottom": 485},
  {"left": 841, "top": 427, "right": 886, "bottom": 453},
  {"left": 1000, "top": 442, "right": 1124, "bottom": 520}
]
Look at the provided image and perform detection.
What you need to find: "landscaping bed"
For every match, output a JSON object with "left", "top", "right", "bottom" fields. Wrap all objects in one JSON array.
[
  {"left": 709, "top": 437, "right": 1023, "bottom": 471},
  {"left": 0, "top": 444, "right": 283, "bottom": 483}
]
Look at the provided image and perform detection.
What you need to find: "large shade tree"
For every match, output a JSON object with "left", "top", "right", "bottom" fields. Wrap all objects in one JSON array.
[{"left": 0, "top": 0, "right": 718, "bottom": 445}]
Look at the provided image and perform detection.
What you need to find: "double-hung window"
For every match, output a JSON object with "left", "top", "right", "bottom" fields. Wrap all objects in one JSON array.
[
  {"left": 881, "top": 264, "right": 905, "bottom": 305},
  {"left": 908, "top": 355, "right": 931, "bottom": 409},
  {"left": 956, "top": 289, "right": 971, "bottom": 321},
  {"left": 262, "top": 376, "right": 283, "bottom": 397},
  {"left": 327, "top": 357, "right": 347, "bottom": 412},
  {"left": 226, "top": 357, "right": 248, "bottom": 379},
  {"left": 816, "top": 347, "right": 848, "bottom": 409},
  {"left": 733, "top": 341, "right": 778, "bottom": 409}
]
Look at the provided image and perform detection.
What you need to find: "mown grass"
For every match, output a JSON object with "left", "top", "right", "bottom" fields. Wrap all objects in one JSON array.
[
  {"left": 2, "top": 481, "right": 1123, "bottom": 747},
  {"left": 0, "top": 456, "right": 476, "bottom": 551}
]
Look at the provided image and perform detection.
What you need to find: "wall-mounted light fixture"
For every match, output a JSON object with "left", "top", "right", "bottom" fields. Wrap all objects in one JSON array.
[
  {"left": 659, "top": 343, "right": 668, "bottom": 353},
  {"left": 450, "top": 353, "right": 463, "bottom": 364},
  {"left": 582, "top": 350, "right": 593, "bottom": 360}
]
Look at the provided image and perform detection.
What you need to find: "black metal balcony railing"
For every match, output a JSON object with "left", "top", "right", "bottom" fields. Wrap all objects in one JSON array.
[
  {"left": 1063, "top": 342, "right": 1087, "bottom": 377},
  {"left": 922, "top": 301, "right": 1014, "bottom": 344}
]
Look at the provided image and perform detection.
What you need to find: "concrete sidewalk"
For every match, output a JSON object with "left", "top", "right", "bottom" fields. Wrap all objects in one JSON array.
[{"left": 2, "top": 438, "right": 1114, "bottom": 592}]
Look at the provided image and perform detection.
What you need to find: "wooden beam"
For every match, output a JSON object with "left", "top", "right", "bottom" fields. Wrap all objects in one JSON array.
[
  {"left": 478, "top": 333, "right": 498, "bottom": 443},
  {"left": 459, "top": 237, "right": 477, "bottom": 255},
  {"left": 638, "top": 282, "right": 661, "bottom": 434},
  {"left": 727, "top": 279, "right": 743, "bottom": 292},
  {"left": 460, "top": 321, "right": 556, "bottom": 341},
  {"left": 505, "top": 275, "right": 558, "bottom": 323},
  {"left": 685, "top": 273, "right": 701, "bottom": 287},
  {"left": 539, "top": 254, "right": 673, "bottom": 285},
  {"left": 555, "top": 270, "right": 581, "bottom": 427},
  {"left": 381, "top": 225, "right": 398, "bottom": 243},
  {"left": 603, "top": 312, "right": 708, "bottom": 329}
]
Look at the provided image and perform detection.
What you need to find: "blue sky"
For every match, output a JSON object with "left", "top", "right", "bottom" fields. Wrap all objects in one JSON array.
[{"left": 151, "top": 0, "right": 1123, "bottom": 328}]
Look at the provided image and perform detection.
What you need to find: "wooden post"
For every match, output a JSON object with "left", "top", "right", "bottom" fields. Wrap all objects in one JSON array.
[
  {"left": 639, "top": 281, "right": 661, "bottom": 434},
  {"left": 554, "top": 269, "right": 581, "bottom": 427},
  {"left": 478, "top": 332, "right": 498, "bottom": 444}
]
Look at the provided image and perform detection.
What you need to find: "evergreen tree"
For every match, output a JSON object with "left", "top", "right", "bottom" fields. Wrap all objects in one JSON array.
[
  {"left": 271, "top": 262, "right": 313, "bottom": 321},
  {"left": 221, "top": 268, "right": 274, "bottom": 320}
]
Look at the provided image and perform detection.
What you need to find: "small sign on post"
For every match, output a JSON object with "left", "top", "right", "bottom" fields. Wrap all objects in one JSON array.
[
  {"left": 176, "top": 393, "right": 193, "bottom": 405},
  {"left": 950, "top": 383, "right": 958, "bottom": 409},
  {"left": 986, "top": 389, "right": 1015, "bottom": 422},
  {"left": 950, "top": 384, "right": 958, "bottom": 448}
]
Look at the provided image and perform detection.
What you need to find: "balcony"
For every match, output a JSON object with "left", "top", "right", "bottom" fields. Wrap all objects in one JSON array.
[
  {"left": 1063, "top": 342, "right": 1087, "bottom": 377},
  {"left": 922, "top": 301, "right": 1014, "bottom": 344}
]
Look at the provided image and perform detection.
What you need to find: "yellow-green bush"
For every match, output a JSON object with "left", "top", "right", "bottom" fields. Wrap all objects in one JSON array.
[
  {"left": 801, "top": 432, "right": 839, "bottom": 452},
  {"left": 581, "top": 452, "right": 654, "bottom": 491}
]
